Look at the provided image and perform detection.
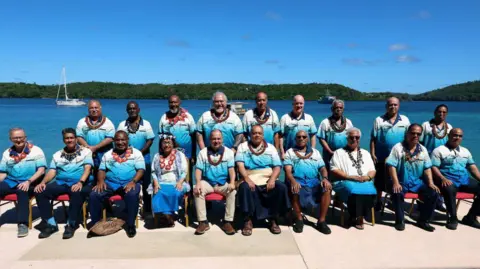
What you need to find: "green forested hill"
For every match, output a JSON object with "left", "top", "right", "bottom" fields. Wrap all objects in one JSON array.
[{"left": 0, "top": 80, "right": 479, "bottom": 101}]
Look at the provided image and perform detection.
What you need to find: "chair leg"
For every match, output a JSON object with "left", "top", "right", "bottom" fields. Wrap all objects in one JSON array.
[
  {"left": 82, "top": 202, "right": 87, "bottom": 228},
  {"left": 381, "top": 194, "right": 389, "bottom": 216},
  {"left": 61, "top": 201, "right": 68, "bottom": 220},
  {"left": 102, "top": 208, "right": 106, "bottom": 221},
  {"left": 340, "top": 204, "right": 345, "bottom": 227},
  {"left": 154, "top": 214, "right": 158, "bottom": 227},
  {"left": 184, "top": 195, "right": 189, "bottom": 227},
  {"left": 136, "top": 215, "right": 139, "bottom": 228},
  {"left": 408, "top": 199, "right": 416, "bottom": 216},
  {"left": 371, "top": 207, "right": 375, "bottom": 226},
  {"left": 456, "top": 199, "right": 461, "bottom": 214},
  {"left": 28, "top": 198, "right": 33, "bottom": 229}
]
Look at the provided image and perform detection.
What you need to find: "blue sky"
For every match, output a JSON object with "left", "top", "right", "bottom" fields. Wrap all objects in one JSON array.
[{"left": 1, "top": 0, "right": 479, "bottom": 93}]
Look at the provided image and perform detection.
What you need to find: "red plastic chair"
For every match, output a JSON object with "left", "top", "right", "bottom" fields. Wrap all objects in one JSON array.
[
  {"left": 381, "top": 192, "right": 418, "bottom": 216},
  {"left": 51, "top": 194, "right": 88, "bottom": 228},
  {"left": 102, "top": 195, "right": 139, "bottom": 228},
  {"left": 455, "top": 192, "right": 475, "bottom": 212},
  {"left": 205, "top": 192, "right": 226, "bottom": 201},
  {"left": 0, "top": 194, "right": 35, "bottom": 229}
]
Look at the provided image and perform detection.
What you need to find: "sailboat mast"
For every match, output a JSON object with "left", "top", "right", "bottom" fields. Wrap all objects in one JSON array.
[{"left": 63, "top": 67, "right": 68, "bottom": 100}]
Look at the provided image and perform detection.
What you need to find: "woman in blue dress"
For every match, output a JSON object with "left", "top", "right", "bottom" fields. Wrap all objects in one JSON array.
[
  {"left": 330, "top": 127, "right": 377, "bottom": 229},
  {"left": 149, "top": 134, "right": 190, "bottom": 227}
]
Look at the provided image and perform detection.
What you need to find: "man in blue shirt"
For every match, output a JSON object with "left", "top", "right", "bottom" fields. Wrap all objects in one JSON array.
[
  {"left": 117, "top": 101, "right": 155, "bottom": 215},
  {"left": 34, "top": 128, "right": 93, "bottom": 239},
  {"left": 89, "top": 131, "right": 145, "bottom": 238},
  {"left": 431, "top": 128, "right": 480, "bottom": 230}
]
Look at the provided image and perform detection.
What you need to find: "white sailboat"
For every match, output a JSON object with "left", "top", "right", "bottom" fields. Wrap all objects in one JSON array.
[{"left": 56, "top": 67, "right": 86, "bottom": 106}]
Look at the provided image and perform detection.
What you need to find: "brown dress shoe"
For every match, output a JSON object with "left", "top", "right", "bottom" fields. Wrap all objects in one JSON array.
[
  {"left": 221, "top": 222, "right": 235, "bottom": 235},
  {"left": 195, "top": 222, "right": 210, "bottom": 235}
]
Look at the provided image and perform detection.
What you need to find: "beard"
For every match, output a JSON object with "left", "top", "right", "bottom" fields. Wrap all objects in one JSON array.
[{"left": 169, "top": 107, "right": 179, "bottom": 114}]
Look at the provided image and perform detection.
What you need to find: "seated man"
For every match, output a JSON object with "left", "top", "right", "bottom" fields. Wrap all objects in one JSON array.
[
  {"left": 431, "top": 128, "right": 480, "bottom": 230},
  {"left": 386, "top": 124, "right": 440, "bottom": 232},
  {"left": 236, "top": 125, "right": 290, "bottom": 236},
  {"left": 34, "top": 128, "right": 93, "bottom": 239},
  {"left": 284, "top": 130, "right": 332, "bottom": 234},
  {"left": 193, "top": 130, "right": 236, "bottom": 235},
  {"left": 0, "top": 128, "right": 46, "bottom": 238},
  {"left": 89, "top": 131, "right": 145, "bottom": 238}
]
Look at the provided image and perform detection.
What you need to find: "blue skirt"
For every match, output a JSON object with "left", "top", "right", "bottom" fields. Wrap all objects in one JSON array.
[
  {"left": 152, "top": 184, "right": 185, "bottom": 214},
  {"left": 333, "top": 180, "right": 377, "bottom": 203}
]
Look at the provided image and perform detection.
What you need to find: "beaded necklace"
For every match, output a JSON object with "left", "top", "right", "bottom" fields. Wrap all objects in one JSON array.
[
  {"left": 430, "top": 119, "right": 449, "bottom": 140},
  {"left": 207, "top": 147, "right": 224, "bottom": 166},
  {"left": 61, "top": 145, "right": 82, "bottom": 162},
  {"left": 9, "top": 143, "right": 33, "bottom": 163},
  {"left": 248, "top": 140, "right": 267, "bottom": 156},
  {"left": 253, "top": 108, "right": 270, "bottom": 124},
  {"left": 345, "top": 147, "right": 364, "bottom": 175},
  {"left": 159, "top": 149, "right": 177, "bottom": 170},
  {"left": 126, "top": 117, "right": 141, "bottom": 134},
  {"left": 167, "top": 108, "right": 188, "bottom": 125},
  {"left": 85, "top": 116, "right": 106, "bottom": 130},
  {"left": 112, "top": 147, "right": 132, "bottom": 163},
  {"left": 210, "top": 109, "right": 229, "bottom": 123},
  {"left": 294, "top": 147, "right": 313, "bottom": 160},
  {"left": 402, "top": 142, "right": 421, "bottom": 163},
  {"left": 328, "top": 116, "right": 347, "bottom": 132}
]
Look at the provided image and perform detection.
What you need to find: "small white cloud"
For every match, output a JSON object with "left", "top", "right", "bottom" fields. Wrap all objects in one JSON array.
[
  {"left": 396, "top": 55, "right": 421, "bottom": 63},
  {"left": 415, "top": 10, "right": 431, "bottom": 19},
  {"left": 389, "top": 43, "right": 410, "bottom": 51},
  {"left": 265, "top": 11, "right": 282, "bottom": 21}
]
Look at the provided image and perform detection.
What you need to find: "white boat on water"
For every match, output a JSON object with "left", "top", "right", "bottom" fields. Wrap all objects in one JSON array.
[
  {"left": 228, "top": 102, "right": 247, "bottom": 116},
  {"left": 56, "top": 67, "right": 86, "bottom": 106}
]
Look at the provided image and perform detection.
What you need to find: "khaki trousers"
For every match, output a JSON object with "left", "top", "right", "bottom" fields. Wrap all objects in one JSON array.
[{"left": 194, "top": 180, "right": 236, "bottom": 222}]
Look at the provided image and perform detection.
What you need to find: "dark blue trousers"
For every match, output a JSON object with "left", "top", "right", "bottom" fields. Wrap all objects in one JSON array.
[
  {"left": 392, "top": 183, "right": 439, "bottom": 223},
  {"left": 35, "top": 181, "right": 91, "bottom": 226},
  {"left": 441, "top": 178, "right": 480, "bottom": 218},
  {"left": 237, "top": 181, "right": 291, "bottom": 220},
  {"left": 141, "top": 165, "right": 152, "bottom": 214},
  {"left": 0, "top": 181, "right": 31, "bottom": 224},
  {"left": 89, "top": 183, "right": 140, "bottom": 227}
]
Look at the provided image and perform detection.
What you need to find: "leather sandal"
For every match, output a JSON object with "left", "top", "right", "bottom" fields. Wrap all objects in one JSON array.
[
  {"left": 242, "top": 219, "right": 253, "bottom": 236},
  {"left": 269, "top": 221, "right": 282, "bottom": 234}
]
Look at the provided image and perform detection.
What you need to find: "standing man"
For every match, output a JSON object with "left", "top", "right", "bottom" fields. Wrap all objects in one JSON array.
[
  {"left": 158, "top": 95, "right": 196, "bottom": 173},
  {"left": 279, "top": 95, "right": 317, "bottom": 160},
  {"left": 76, "top": 100, "right": 115, "bottom": 178},
  {"left": 317, "top": 99, "right": 353, "bottom": 166},
  {"left": 117, "top": 101, "right": 155, "bottom": 216},
  {"left": 370, "top": 97, "right": 410, "bottom": 209},
  {"left": 196, "top": 91, "right": 243, "bottom": 152},
  {"left": 242, "top": 92, "right": 280, "bottom": 149}
]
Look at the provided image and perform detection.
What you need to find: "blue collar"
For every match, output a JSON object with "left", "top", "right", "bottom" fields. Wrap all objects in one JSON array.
[
  {"left": 208, "top": 146, "right": 225, "bottom": 156},
  {"left": 124, "top": 117, "right": 144, "bottom": 126},
  {"left": 289, "top": 111, "right": 305, "bottom": 120},
  {"left": 403, "top": 142, "right": 421, "bottom": 157},
  {"left": 254, "top": 107, "right": 271, "bottom": 118},
  {"left": 9, "top": 143, "right": 31, "bottom": 156},
  {"left": 293, "top": 145, "right": 312, "bottom": 154},
  {"left": 382, "top": 113, "right": 402, "bottom": 126},
  {"left": 446, "top": 143, "right": 461, "bottom": 152}
]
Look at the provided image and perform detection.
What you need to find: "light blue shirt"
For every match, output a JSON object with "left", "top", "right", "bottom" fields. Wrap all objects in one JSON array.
[
  {"left": 431, "top": 145, "right": 475, "bottom": 187},
  {"left": 49, "top": 147, "right": 94, "bottom": 186},
  {"left": 0, "top": 144, "right": 47, "bottom": 188},
  {"left": 317, "top": 117, "right": 354, "bottom": 160},
  {"left": 420, "top": 121, "right": 452, "bottom": 154},
  {"left": 195, "top": 147, "right": 235, "bottom": 186},
  {"left": 284, "top": 147, "right": 325, "bottom": 187},
  {"left": 197, "top": 110, "right": 243, "bottom": 149},
  {"left": 158, "top": 109, "right": 196, "bottom": 158},
  {"left": 280, "top": 112, "right": 317, "bottom": 152},
  {"left": 386, "top": 143, "right": 432, "bottom": 192},
  {"left": 371, "top": 114, "right": 410, "bottom": 161},
  {"left": 99, "top": 148, "right": 145, "bottom": 190},
  {"left": 235, "top": 141, "right": 282, "bottom": 170},
  {"left": 117, "top": 118, "right": 155, "bottom": 164},
  {"left": 242, "top": 108, "right": 280, "bottom": 145}
]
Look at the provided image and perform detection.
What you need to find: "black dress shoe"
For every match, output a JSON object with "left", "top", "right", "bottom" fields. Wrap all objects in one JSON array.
[
  {"left": 293, "top": 219, "right": 304, "bottom": 233},
  {"left": 418, "top": 221, "right": 435, "bottom": 232},
  {"left": 462, "top": 215, "right": 480, "bottom": 229},
  {"left": 395, "top": 221, "right": 405, "bottom": 231},
  {"left": 446, "top": 217, "right": 458, "bottom": 230},
  {"left": 316, "top": 221, "right": 331, "bottom": 235},
  {"left": 63, "top": 224, "right": 75, "bottom": 239},
  {"left": 126, "top": 226, "right": 136, "bottom": 238},
  {"left": 38, "top": 224, "right": 59, "bottom": 239}
]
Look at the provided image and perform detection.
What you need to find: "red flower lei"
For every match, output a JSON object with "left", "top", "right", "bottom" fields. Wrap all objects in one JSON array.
[
  {"left": 159, "top": 149, "right": 177, "bottom": 170},
  {"left": 167, "top": 109, "right": 188, "bottom": 125},
  {"left": 85, "top": 116, "right": 106, "bottom": 130},
  {"left": 9, "top": 143, "right": 33, "bottom": 163},
  {"left": 112, "top": 148, "right": 132, "bottom": 163}
]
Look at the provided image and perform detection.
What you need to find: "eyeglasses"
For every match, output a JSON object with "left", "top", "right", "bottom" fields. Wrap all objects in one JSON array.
[
  {"left": 296, "top": 136, "right": 308, "bottom": 139},
  {"left": 410, "top": 132, "right": 422, "bottom": 137},
  {"left": 348, "top": 136, "right": 360, "bottom": 140},
  {"left": 11, "top": 136, "right": 26, "bottom": 140}
]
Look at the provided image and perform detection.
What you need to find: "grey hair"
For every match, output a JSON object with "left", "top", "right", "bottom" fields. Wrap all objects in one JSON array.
[
  {"left": 212, "top": 91, "right": 228, "bottom": 103},
  {"left": 346, "top": 127, "right": 362, "bottom": 138},
  {"left": 9, "top": 127, "right": 25, "bottom": 137},
  {"left": 331, "top": 99, "right": 345, "bottom": 109},
  {"left": 88, "top": 99, "right": 102, "bottom": 107}
]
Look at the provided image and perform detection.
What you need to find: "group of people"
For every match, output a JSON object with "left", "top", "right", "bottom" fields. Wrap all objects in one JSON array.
[{"left": 1, "top": 91, "right": 479, "bottom": 240}]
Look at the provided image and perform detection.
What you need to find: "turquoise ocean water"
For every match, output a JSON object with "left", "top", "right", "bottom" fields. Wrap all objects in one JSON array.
[{"left": 1, "top": 98, "right": 479, "bottom": 163}]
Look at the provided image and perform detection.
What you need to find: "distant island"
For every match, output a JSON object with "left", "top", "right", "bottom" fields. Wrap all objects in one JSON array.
[{"left": 0, "top": 80, "right": 479, "bottom": 101}]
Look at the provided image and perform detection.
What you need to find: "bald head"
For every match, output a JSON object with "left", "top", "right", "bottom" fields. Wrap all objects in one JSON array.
[
  {"left": 255, "top": 92, "right": 268, "bottom": 111},
  {"left": 256, "top": 92, "right": 268, "bottom": 101},
  {"left": 292, "top": 95, "right": 305, "bottom": 117},
  {"left": 209, "top": 129, "right": 223, "bottom": 150},
  {"left": 88, "top": 99, "right": 102, "bottom": 118},
  {"left": 385, "top": 96, "right": 400, "bottom": 116},
  {"left": 293, "top": 95, "right": 305, "bottom": 103},
  {"left": 447, "top": 128, "right": 464, "bottom": 148}
]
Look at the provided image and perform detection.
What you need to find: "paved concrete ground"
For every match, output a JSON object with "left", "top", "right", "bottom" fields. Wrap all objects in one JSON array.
[{"left": 1, "top": 198, "right": 479, "bottom": 269}]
